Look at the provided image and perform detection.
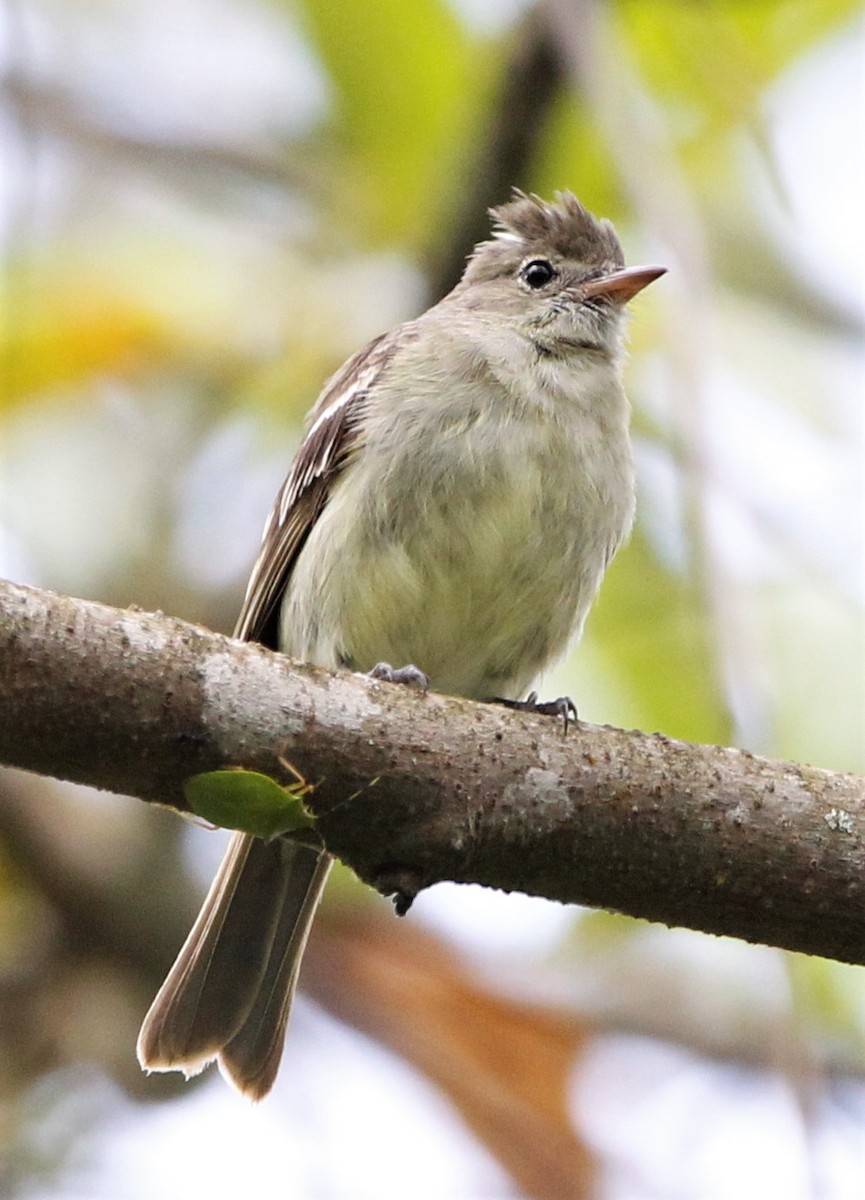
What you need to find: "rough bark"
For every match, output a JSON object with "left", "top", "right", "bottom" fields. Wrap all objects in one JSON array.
[{"left": 1, "top": 577, "right": 863, "bottom": 964}]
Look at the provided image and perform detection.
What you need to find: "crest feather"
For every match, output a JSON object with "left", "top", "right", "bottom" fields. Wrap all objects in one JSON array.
[
  {"left": 461, "top": 189, "right": 624, "bottom": 286},
  {"left": 489, "top": 189, "right": 623, "bottom": 265}
]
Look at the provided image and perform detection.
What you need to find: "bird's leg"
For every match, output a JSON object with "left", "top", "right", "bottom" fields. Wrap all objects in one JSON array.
[{"left": 492, "top": 691, "right": 578, "bottom": 732}]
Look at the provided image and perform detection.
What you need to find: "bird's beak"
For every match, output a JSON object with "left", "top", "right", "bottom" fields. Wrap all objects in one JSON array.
[{"left": 581, "top": 265, "right": 667, "bottom": 304}]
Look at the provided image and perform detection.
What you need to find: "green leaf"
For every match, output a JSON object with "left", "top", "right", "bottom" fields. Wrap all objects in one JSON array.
[{"left": 183, "top": 769, "right": 316, "bottom": 840}]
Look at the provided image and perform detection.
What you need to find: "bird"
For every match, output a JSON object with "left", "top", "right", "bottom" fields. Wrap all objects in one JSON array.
[{"left": 137, "top": 189, "right": 665, "bottom": 1099}]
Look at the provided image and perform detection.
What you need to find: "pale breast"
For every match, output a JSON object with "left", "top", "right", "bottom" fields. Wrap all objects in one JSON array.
[{"left": 281, "top": 366, "right": 634, "bottom": 701}]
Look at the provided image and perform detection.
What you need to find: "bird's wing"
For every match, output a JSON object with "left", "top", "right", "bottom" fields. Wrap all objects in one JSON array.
[{"left": 233, "top": 330, "right": 405, "bottom": 646}]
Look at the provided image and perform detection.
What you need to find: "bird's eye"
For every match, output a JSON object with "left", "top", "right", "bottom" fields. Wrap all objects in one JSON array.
[{"left": 521, "top": 259, "right": 557, "bottom": 289}]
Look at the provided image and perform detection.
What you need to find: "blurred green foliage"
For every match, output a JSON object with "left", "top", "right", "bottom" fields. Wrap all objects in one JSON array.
[{"left": 291, "top": 0, "right": 497, "bottom": 244}]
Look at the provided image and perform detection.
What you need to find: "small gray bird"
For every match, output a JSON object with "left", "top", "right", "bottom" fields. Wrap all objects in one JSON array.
[{"left": 137, "top": 191, "right": 665, "bottom": 1099}]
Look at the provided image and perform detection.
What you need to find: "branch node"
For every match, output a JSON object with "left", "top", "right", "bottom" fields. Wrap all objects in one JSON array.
[{"left": 373, "top": 866, "right": 426, "bottom": 916}]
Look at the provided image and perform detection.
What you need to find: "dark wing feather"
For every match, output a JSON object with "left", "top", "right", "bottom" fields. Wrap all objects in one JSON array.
[{"left": 233, "top": 330, "right": 403, "bottom": 647}]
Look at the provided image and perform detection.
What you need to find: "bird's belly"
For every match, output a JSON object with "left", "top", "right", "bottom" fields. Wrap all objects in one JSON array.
[
  {"left": 345, "top": 499, "right": 584, "bottom": 699},
  {"left": 281, "top": 415, "right": 632, "bottom": 700}
]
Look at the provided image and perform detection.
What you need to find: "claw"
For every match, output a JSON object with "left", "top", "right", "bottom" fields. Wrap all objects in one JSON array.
[
  {"left": 492, "top": 692, "right": 578, "bottom": 733},
  {"left": 367, "top": 662, "right": 430, "bottom": 692}
]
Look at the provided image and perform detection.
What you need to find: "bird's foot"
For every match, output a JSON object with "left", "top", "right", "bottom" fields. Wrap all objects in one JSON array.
[
  {"left": 493, "top": 691, "right": 578, "bottom": 732},
  {"left": 367, "top": 662, "right": 430, "bottom": 692}
]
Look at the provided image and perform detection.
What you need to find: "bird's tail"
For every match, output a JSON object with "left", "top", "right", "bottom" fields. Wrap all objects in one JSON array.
[{"left": 137, "top": 831, "right": 331, "bottom": 1100}]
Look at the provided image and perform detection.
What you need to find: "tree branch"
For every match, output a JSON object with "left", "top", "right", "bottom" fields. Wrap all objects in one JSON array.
[{"left": 1, "top": 577, "right": 863, "bottom": 964}]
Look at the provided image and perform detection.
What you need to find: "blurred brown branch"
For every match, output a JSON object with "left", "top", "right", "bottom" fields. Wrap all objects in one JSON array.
[
  {"left": 2, "top": 577, "right": 864, "bottom": 967},
  {"left": 2, "top": 71, "right": 317, "bottom": 194}
]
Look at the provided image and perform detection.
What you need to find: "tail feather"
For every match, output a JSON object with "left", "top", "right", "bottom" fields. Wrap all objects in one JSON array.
[
  {"left": 137, "top": 832, "right": 327, "bottom": 1094},
  {"left": 218, "top": 851, "right": 332, "bottom": 1099}
]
